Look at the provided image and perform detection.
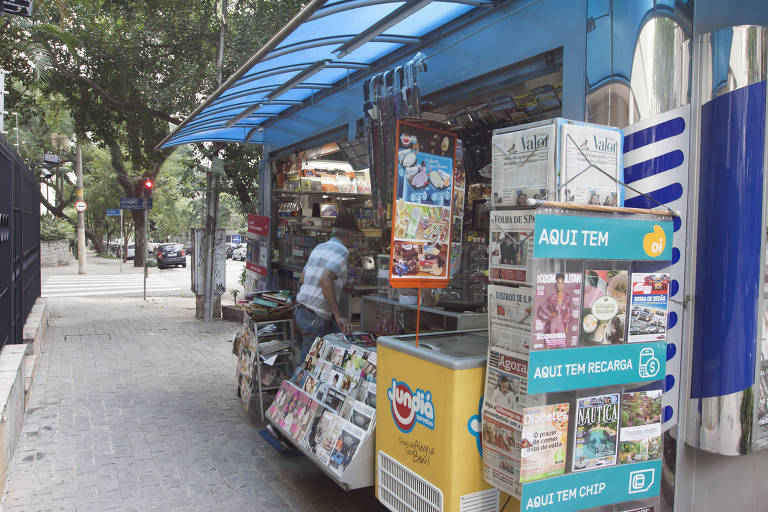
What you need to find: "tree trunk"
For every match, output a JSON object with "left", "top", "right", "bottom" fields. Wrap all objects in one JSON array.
[
  {"left": 85, "top": 229, "right": 106, "bottom": 254},
  {"left": 132, "top": 209, "right": 147, "bottom": 267}
]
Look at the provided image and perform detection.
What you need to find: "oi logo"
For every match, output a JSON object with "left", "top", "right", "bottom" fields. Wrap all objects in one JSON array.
[{"left": 643, "top": 225, "right": 666, "bottom": 258}]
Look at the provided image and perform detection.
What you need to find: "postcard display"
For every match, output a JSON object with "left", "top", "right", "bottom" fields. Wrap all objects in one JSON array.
[
  {"left": 482, "top": 205, "right": 674, "bottom": 512},
  {"left": 266, "top": 333, "right": 378, "bottom": 489}
]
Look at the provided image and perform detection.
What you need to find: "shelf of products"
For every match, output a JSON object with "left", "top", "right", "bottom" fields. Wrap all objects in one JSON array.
[
  {"left": 266, "top": 332, "right": 378, "bottom": 490},
  {"left": 360, "top": 295, "right": 487, "bottom": 336}
]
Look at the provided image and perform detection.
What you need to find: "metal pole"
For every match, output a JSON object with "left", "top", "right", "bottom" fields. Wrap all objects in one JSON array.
[
  {"left": 203, "top": 170, "right": 219, "bottom": 320},
  {"left": 143, "top": 206, "right": 148, "bottom": 300},
  {"left": 76, "top": 144, "right": 86, "bottom": 274},
  {"left": 119, "top": 209, "right": 123, "bottom": 273}
]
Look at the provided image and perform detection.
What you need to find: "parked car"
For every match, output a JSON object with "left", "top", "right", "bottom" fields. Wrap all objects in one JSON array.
[
  {"left": 118, "top": 244, "right": 136, "bottom": 260},
  {"left": 185, "top": 242, "right": 192, "bottom": 256},
  {"left": 226, "top": 242, "right": 237, "bottom": 259},
  {"left": 232, "top": 244, "right": 247, "bottom": 261},
  {"left": 156, "top": 243, "right": 186, "bottom": 269}
]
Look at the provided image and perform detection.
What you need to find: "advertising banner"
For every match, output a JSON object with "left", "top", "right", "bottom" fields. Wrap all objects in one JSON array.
[
  {"left": 247, "top": 213, "right": 269, "bottom": 236},
  {"left": 389, "top": 120, "right": 457, "bottom": 288}
]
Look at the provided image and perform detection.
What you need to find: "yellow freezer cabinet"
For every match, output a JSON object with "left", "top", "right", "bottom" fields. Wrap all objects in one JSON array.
[{"left": 376, "top": 329, "right": 499, "bottom": 512}]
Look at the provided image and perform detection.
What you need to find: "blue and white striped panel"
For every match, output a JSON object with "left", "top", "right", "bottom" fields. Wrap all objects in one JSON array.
[{"left": 623, "top": 105, "right": 690, "bottom": 430}]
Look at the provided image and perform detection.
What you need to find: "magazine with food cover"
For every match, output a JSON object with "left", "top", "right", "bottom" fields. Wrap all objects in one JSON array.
[
  {"left": 533, "top": 272, "right": 582, "bottom": 350},
  {"left": 491, "top": 124, "right": 556, "bottom": 207},
  {"left": 328, "top": 422, "right": 366, "bottom": 474},
  {"left": 619, "top": 390, "right": 662, "bottom": 464},
  {"left": 573, "top": 393, "right": 620, "bottom": 471},
  {"left": 557, "top": 121, "right": 623, "bottom": 206},
  {"left": 482, "top": 348, "right": 542, "bottom": 430},
  {"left": 628, "top": 273, "right": 670, "bottom": 343},
  {"left": 520, "top": 403, "right": 570, "bottom": 482},
  {"left": 489, "top": 284, "right": 534, "bottom": 335},
  {"left": 581, "top": 268, "right": 628, "bottom": 345},
  {"left": 489, "top": 211, "right": 534, "bottom": 285}
]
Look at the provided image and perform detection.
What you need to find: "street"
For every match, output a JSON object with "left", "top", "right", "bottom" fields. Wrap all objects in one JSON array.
[
  {"left": 3, "top": 254, "right": 383, "bottom": 511},
  {"left": 41, "top": 254, "right": 246, "bottom": 301}
]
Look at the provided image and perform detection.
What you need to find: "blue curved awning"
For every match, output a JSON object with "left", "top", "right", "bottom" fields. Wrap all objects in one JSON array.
[{"left": 160, "top": 0, "right": 490, "bottom": 149}]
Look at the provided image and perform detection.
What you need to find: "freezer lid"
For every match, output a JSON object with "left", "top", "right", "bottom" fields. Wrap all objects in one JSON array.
[{"left": 377, "top": 330, "right": 489, "bottom": 370}]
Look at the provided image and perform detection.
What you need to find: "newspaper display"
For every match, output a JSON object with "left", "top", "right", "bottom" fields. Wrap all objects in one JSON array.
[
  {"left": 265, "top": 334, "right": 377, "bottom": 480},
  {"left": 489, "top": 211, "right": 535, "bottom": 285},
  {"left": 558, "top": 122, "right": 623, "bottom": 206},
  {"left": 628, "top": 273, "right": 670, "bottom": 343},
  {"left": 482, "top": 419, "right": 522, "bottom": 498},
  {"left": 489, "top": 284, "right": 533, "bottom": 354},
  {"left": 492, "top": 124, "right": 556, "bottom": 207}
]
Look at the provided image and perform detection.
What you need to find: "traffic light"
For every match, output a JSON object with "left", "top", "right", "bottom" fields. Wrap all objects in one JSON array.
[
  {"left": 142, "top": 178, "right": 153, "bottom": 197},
  {"left": 149, "top": 219, "right": 157, "bottom": 232}
]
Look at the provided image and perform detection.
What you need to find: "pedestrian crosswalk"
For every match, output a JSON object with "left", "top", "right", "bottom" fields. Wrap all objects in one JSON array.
[{"left": 42, "top": 274, "right": 182, "bottom": 298}]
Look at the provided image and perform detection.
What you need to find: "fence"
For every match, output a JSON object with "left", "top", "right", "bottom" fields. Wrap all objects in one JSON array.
[{"left": 0, "top": 137, "right": 40, "bottom": 347}]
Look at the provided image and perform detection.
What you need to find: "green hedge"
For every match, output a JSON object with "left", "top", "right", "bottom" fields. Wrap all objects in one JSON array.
[{"left": 40, "top": 215, "right": 74, "bottom": 241}]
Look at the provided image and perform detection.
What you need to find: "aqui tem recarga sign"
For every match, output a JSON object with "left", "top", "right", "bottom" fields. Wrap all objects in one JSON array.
[{"left": 533, "top": 214, "right": 673, "bottom": 260}]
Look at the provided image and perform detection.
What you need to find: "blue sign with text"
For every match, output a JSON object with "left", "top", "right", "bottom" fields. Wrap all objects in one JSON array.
[
  {"left": 527, "top": 343, "right": 666, "bottom": 394},
  {"left": 521, "top": 460, "right": 662, "bottom": 512},
  {"left": 231, "top": 235, "right": 241, "bottom": 244},
  {"left": 120, "top": 197, "right": 153, "bottom": 210},
  {"left": 106, "top": 209, "right": 121, "bottom": 217},
  {"left": 533, "top": 214, "right": 673, "bottom": 261}
]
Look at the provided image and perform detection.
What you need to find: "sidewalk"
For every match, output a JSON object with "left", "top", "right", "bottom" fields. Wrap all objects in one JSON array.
[{"left": 1, "top": 295, "right": 383, "bottom": 511}]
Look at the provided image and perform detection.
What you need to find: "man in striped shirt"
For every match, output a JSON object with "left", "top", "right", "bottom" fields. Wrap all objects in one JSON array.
[{"left": 294, "top": 214, "right": 361, "bottom": 363}]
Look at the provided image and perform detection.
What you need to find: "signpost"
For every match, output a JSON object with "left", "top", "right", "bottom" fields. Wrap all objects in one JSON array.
[{"left": 106, "top": 209, "right": 120, "bottom": 217}]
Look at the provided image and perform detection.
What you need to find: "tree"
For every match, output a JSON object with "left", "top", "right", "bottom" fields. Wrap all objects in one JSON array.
[{"left": 1, "top": 0, "right": 306, "bottom": 265}]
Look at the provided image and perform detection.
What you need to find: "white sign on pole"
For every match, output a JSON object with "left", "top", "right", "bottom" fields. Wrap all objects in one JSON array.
[{"left": 75, "top": 200, "right": 87, "bottom": 212}]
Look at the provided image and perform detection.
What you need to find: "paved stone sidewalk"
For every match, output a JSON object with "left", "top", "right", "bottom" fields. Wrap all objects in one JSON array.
[{"left": 2, "top": 296, "right": 383, "bottom": 511}]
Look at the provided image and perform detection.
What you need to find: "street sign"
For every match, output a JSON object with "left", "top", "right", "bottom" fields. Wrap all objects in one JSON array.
[
  {"left": 75, "top": 200, "right": 87, "bottom": 212},
  {"left": 231, "top": 235, "right": 241, "bottom": 244},
  {"left": 120, "top": 197, "right": 153, "bottom": 210},
  {"left": 106, "top": 209, "right": 121, "bottom": 217}
]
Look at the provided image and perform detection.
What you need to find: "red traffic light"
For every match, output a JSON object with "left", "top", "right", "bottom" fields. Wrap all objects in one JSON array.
[{"left": 144, "top": 179, "right": 153, "bottom": 189}]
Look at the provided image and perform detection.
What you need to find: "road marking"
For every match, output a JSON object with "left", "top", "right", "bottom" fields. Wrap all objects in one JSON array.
[{"left": 42, "top": 274, "right": 182, "bottom": 297}]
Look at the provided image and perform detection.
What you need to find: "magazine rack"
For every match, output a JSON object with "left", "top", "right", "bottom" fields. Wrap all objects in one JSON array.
[
  {"left": 482, "top": 203, "right": 674, "bottom": 512},
  {"left": 266, "top": 333, "right": 378, "bottom": 490},
  {"left": 236, "top": 319, "right": 295, "bottom": 420}
]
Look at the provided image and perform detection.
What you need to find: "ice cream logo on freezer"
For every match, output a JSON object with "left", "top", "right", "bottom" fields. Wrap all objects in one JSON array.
[{"left": 387, "top": 379, "right": 435, "bottom": 433}]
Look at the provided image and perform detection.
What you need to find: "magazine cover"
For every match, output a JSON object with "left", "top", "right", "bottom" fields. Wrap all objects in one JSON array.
[
  {"left": 489, "top": 284, "right": 534, "bottom": 334},
  {"left": 581, "top": 268, "right": 628, "bottom": 345},
  {"left": 350, "top": 401, "right": 376, "bottom": 431},
  {"left": 327, "top": 345, "right": 346, "bottom": 367},
  {"left": 619, "top": 390, "right": 662, "bottom": 464},
  {"left": 628, "top": 273, "right": 670, "bottom": 343},
  {"left": 275, "top": 383, "right": 303, "bottom": 433},
  {"left": 304, "top": 408, "right": 344, "bottom": 464},
  {"left": 573, "top": 393, "right": 620, "bottom": 471},
  {"left": 482, "top": 419, "right": 522, "bottom": 498},
  {"left": 558, "top": 121, "right": 623, "bottom": 206},
  {"left": 491, "top": 124, "right": 556, "bottom": 207},
  {"left": 362, "top": 380, "right": 377, "bottom": 408},
  {"left": 323, "top": 387, "right": 346, "bottom": 414},
  {"left": 483, "top": 348, "right": 539, "bottom": 430},
  {"left": 291, "top": 393, "right": 320, "bottom": 443},
  {"left": 328, "top": 422, "right": 366, "bottom": 474},
  {"left": 489, "top": 211, "right": 534, "bottom": 285},
  {"left": 520, "top": 403, "right": 570, "bottom": 482},
  {"left": 266, "top": 380, "right": 290, "bottom": 421},
  {"left": 533, "top": 273, "right": 582, "bottom": 349}
]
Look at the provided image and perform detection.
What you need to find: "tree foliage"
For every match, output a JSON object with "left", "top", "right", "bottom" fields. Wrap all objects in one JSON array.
[{"left": 1, "top": 0, "right": 305, "bottom": 264}]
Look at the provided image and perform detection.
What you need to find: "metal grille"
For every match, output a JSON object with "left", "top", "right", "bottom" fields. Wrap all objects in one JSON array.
[
  {"left": 0, "top": 137, "right": 40, "bottom": 347},
  {"left": 378, "top": 450, "right": 442, "bottom": 512},
  {"left": 459, "top": 489, "right": 499, "bottom": 512}
]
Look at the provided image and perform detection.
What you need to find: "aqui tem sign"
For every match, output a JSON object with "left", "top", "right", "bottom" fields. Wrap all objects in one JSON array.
[{"left": 75, "top": 201, "right": 87, "bottom": 213}]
